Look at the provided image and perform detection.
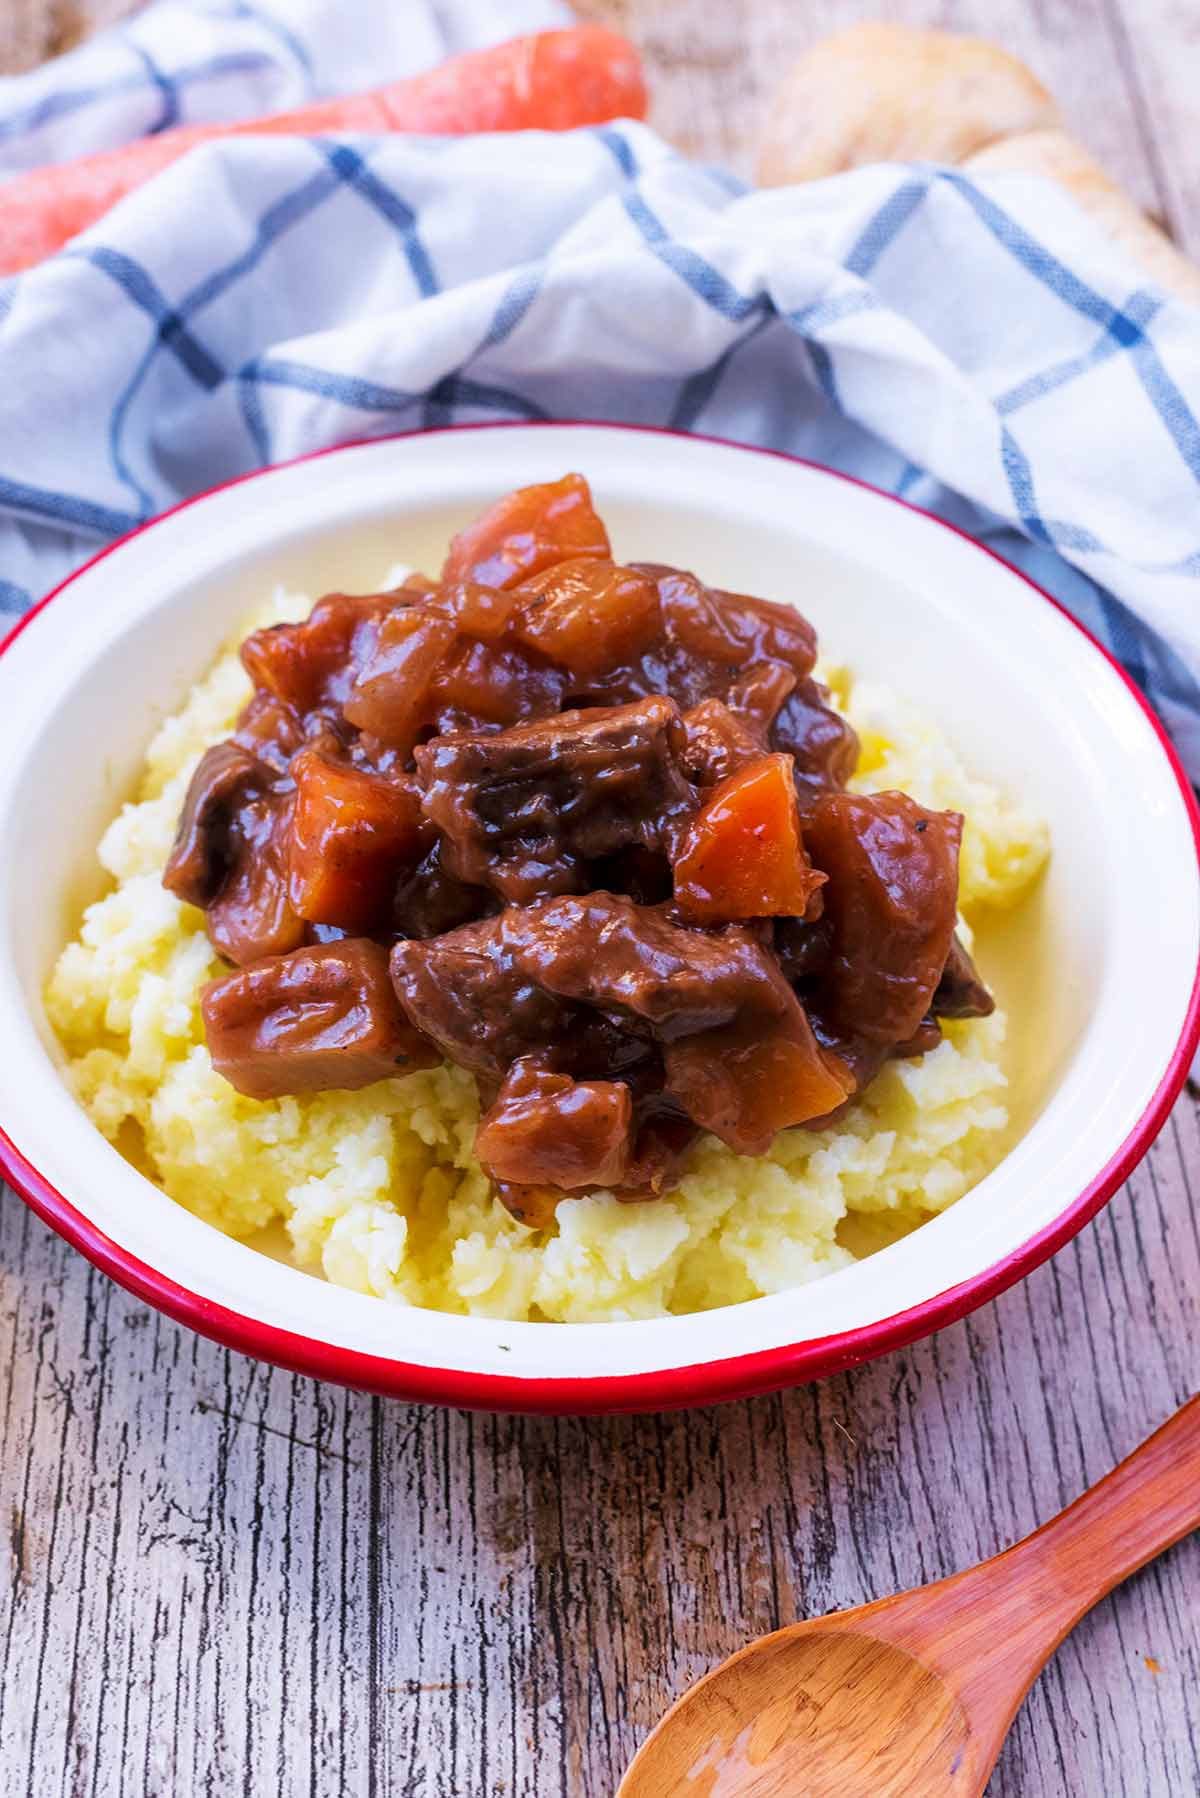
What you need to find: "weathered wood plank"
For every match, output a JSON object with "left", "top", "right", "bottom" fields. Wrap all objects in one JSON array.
[
  {"left": 1101, "top": 0, "right": 1200, "bottom": 260},
  {"left": 0, "top": 1101, "right": 1192, "bottom": 1798},
  {"left": 1, "top": 2, "right": 1199, "bottom": 1795},
  {"left": 3, "top": 1097, "right": 1199, "bottom": 1797},
  {"left": 578, "top": 0, "right": 1172, "bottom": 219}
]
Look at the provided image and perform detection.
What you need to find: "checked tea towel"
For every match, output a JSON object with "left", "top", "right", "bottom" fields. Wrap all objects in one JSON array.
[{"left": 2, "top": 0, "right": 1200, "bottom": 775}]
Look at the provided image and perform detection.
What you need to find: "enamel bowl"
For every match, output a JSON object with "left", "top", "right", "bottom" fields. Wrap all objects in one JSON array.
[{"left": 0, "top": 424, "right": 1196, "bottom": 1413}]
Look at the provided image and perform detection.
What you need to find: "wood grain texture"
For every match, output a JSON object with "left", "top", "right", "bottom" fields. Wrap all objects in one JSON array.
[
  {"left": 3, "top": 1103, "right": 1199, "bottom": 1796},
  {"left": 574, "top": 0, "right": 1172, "bottom": 218},
  {"left": 624, "top": 1398, "right": 1200, "bottom": 1796},
  {"left": 0, "top": 0, "right": 132, "bottom": 76},
  {"left": 2, "top": 2, "right": 1199, "bottom": 1795}
]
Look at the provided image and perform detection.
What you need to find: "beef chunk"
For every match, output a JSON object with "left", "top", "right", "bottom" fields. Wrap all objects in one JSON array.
[
  {"left": 164, "top": 742, "right": 267, "bottom": 909},
  {"left": 475, "top": 1060, "right": 635, "bottom": 1198},
  {"left": 620, "top": 1110, "right": 700, "bottom": 1198},
  {"left": 241, "top": 591, "right": 393, "bottom": 718},
  {"left": 390, "top": 891, "right": 794, "bottom": 1078},
  {"left": 202, "top": 940, "right": 436, "bottom": 1099},
  {"left": 514, "top": 559, "right": 661, "bottom": 679},
  {"left": 202, "top": 788, "right": 305, "bottom": 968},
  {"left": 341, "top": 609, "right": 458, "bottom": 753},
  {"left": 486, "top": 1087, "right": 695, "bottom": 1220},
  {"left": 232, "top": 691, "right": 305, "bottom": 775},
  {"left": 392, "top": 844, "right": 497, "bottom": 941},
  {"left": 415, "top": 697, "right": 698, "bottom": 904},
  {"left": 679, "top": 666, "right": 800, "bottom": 790},
  {"left": 389, "top": 916, "right": 571, "bottom": 1080},
  {"left": 165, "top": 743, "right": 304, "bottom": 967},
  {"left": 391, "top": 893, "right": 852, "bottom": 1173},
  {"left": 932, "top": 933, "right": 996, "bottom": 1019},
  {"left": 774, "top": 914, "right": 834, "bottom": 985},
  {"left": 428, "top": 636, "right": 566, "bottom": 735},
  {"left": 591, "top": 565, "right": 818, "bottom": 715},
  {"left": 664, "top": 1008, "right": 852, "bottom": 1155},
  {"left": 772, "top": 676, "right": 860, "bottom": 804},
  {"left": 679, "top": 698, "right": 763, "bottom": 787},
  {"left": 642, "top": 566, "right": 818, "bottom": 678},
  {"left": 725, "top": 661, "right": 798, "bottom": 737},
  {"left": 485, "top": 893, "right": 798, "bottom": 1038},
  {"left": 804, "top": 790, "right": 962, "bottom": 1046}
]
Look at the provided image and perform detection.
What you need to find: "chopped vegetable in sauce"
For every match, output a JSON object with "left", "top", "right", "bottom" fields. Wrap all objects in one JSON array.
[{"left": 165, "top": 474, "right": 993, "bottom": 1220}]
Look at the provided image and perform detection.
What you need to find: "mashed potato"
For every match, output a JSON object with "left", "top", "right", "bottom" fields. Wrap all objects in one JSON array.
[{"left": 46, "top": 590, "right": 1048, "bottom": 1323}]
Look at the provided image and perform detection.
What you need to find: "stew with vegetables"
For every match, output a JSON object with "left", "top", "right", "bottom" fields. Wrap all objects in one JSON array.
[{"left": 166, "top": 474, "right": 993, "bottom": 1223}]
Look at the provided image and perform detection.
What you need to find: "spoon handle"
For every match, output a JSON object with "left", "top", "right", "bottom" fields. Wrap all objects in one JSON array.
[
  {"left": 985, "top": 1392, "right": 1200, "bottom": 1640},
  {"left": 869, "top": 1394, "right": 1200, "bottom": 1784}
]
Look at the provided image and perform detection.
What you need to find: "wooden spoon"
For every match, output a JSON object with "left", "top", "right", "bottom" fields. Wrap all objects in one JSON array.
[{"left": 619, "top": 1395, "right": 1199, "bottom": 1797}]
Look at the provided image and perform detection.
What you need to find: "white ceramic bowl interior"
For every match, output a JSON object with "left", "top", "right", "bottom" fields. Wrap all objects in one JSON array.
[{"left": 0, "top": 425, "right": 1195, "bottom": 1390}]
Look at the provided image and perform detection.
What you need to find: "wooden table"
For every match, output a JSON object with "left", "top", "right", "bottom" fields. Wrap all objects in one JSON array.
[{"left": 2, "top": 4, "right": 1199, "bottom": 1794}]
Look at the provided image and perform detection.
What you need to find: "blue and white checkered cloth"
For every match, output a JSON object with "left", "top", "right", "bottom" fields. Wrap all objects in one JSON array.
[{"left": 3, "top": 0, "right": 1200, "bottom": 777}]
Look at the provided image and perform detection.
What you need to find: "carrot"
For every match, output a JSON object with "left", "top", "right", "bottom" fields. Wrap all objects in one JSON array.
[
  {"left": 0, "top": 26, "right": 646, "bottom": 276},
  {"left": 673, "top": 753, "right": 827, "bottom": 925},
  {"left": 288, "top": 748, "right": 424, "bottom": 933}
]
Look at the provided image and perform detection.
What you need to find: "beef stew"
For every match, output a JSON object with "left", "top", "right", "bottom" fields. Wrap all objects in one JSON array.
[{"left": 167, "top": 475, "right": 993, "bottom": 1221}]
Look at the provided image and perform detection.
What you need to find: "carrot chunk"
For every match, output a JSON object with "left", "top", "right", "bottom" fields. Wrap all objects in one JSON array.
[
  {"left": 673, "top": 753, "right": 825, "bottom": 923},
  {"left": 288, "top": 748, "right": 423, "bottom": 930},
  {"left": 442, "top": 474, "right": 610, "bottom": 590}
]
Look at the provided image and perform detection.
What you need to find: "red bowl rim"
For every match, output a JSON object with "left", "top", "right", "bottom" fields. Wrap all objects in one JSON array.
[{"left": 2, "top": 420, "right": 1198, "bottom": 1415}]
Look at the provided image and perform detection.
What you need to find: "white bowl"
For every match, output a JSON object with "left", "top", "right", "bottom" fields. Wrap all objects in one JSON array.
[{"left": 0, "top": 424, "right": 1196, "bottom": 1413}]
